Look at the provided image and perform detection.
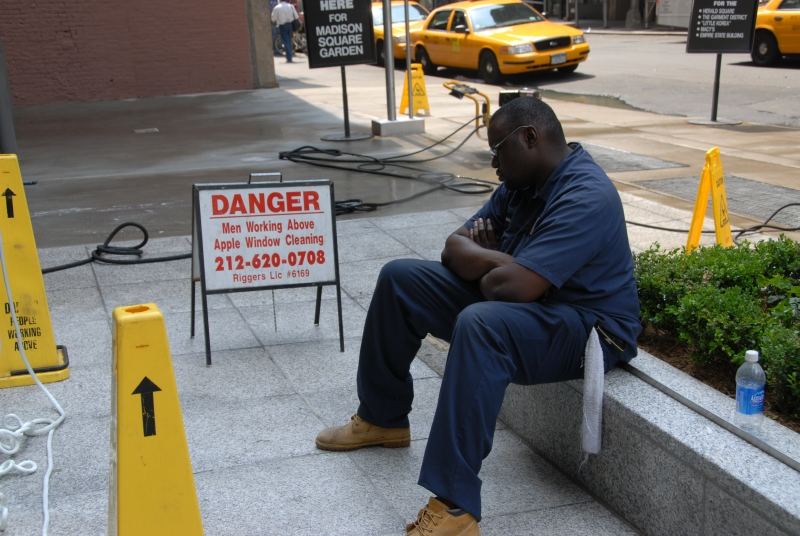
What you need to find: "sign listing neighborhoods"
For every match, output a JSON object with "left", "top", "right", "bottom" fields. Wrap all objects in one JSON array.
[
  {"left": 686, "top": 0, "right": 757, "bottom": 53},
  {"left": 305, "top": 0, "right": 376, "bottom": 68},
  {"left": 197, "top": 184, "right": 337, "bottom": 292}
]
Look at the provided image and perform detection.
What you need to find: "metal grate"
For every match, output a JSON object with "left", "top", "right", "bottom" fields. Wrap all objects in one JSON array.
[
  {"left": 639, "top": 176, "right": 800, "bottom": 228},
  {"left": 533, "top": 36, "right": 571, "bottom": 51},
  {"left": 582, "top": 143, "right": 686, "bottom": 173}
]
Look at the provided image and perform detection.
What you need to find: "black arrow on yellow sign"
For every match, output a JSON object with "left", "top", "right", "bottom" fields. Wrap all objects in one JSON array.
[
  {"left": 132, "top": 376, "right": 162, "bottom": 437},
  {"left": 3, "top": 188, "right": 14, "bottom": 218}
]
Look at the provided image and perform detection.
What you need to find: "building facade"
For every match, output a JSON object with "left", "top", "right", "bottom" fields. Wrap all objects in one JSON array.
[{"left": 0, "top": 0, "right": 276, "bottom": 106}]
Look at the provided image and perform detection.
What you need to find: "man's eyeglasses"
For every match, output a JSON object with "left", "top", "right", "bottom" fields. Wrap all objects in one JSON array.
[{"left": 489, "top": 124, "right": 533, "bottom": 157}]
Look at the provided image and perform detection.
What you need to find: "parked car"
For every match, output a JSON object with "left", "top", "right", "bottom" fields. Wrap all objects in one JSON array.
[
  {"left": 410, "top": 0, "right": 589, "bottom": 83},
  {"left": 372, "top": 1, "right": 430, "bottom": 64},
  {"left": 752, "top": 0, "right": 800, "bottom": 66}
]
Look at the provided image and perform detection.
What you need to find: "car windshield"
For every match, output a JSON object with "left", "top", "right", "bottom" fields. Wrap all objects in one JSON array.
[
  {"left": 373, "top": 4, "right": 428, "bottom": 25},
  {"left": 469, "top": 3, "right": 543, "bottom": 31}
]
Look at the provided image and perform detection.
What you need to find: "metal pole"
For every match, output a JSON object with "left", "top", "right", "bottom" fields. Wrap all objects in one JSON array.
[
  {"left": 711, "top": 53, "right": 722, "bottom": 122},
  {"left": 382, "top": 0, "right": 396, "bottom": 120},
  {"left": 404, "top": 0, "right": 413, "bottom": 119},
  {"left": 0, "top": 43, "right": 19, "bottom": 155},
  {"left": 603, "top": 0, "right": 608, "bottom": 28},
  {"left": 340, "top": 65, "right": 351, "bottom": 137},
  {"left": 644, "top": 0, "right": 649, "bottom": 29},
  {"left": 575, "top": 0, "right": 580, "bottom": 28}
]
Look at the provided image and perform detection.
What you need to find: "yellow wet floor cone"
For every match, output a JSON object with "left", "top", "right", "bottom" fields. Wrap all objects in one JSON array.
[
  {"left": 0, "top": 154, "right": 68, "bottom": 388},
  {"left": 399, "top": 64, "right": 430, "bottom": 116},
  {"left": 109, "top": 303, "right": 203, "bottom": 535}
]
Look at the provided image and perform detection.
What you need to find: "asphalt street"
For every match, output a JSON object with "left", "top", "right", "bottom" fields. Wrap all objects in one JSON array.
[{"left": 427, "top": 33, "right": 800, "bottom": 127}]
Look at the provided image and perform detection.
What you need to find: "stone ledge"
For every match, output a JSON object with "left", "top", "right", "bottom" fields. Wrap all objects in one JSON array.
[{"left": 417, "top": 344, "right": 800, "bottom": 536}]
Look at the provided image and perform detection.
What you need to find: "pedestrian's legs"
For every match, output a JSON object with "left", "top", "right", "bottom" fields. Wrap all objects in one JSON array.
[
  {"left": 418, "top": 301, "right": 590, "bottom": 519},
  {"left": 357, "top": 259, "right": 484, "bottom": 428},
  {"left": 280, "top": 23, "right": 293, "bottom": 62}
]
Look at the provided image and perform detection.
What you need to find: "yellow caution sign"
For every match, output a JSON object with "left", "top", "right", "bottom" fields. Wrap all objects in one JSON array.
[
  {"left": 400, "top": 64, "right": 431, "bottom": 116},
  {"left": 0, "top": 154, "right": 68, "bottom": 389},
  {"left": 109, "top": 304, "right": 203, "bottom": 536},
  {"left": 686, "top": 147, "right": 733, "bottom": 253}
]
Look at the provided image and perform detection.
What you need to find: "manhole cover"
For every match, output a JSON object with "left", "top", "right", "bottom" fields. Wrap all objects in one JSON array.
[
  {"left": 582, "top": 144, "right": 686, "bottom": 173},
  {"left": 639, "top": 176, "right": 800, "bottom": 228}
]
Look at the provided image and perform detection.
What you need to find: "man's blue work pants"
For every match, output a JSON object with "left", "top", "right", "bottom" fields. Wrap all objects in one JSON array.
[{"left": 356, "top": 259, "right": 593, "bottom": 520}]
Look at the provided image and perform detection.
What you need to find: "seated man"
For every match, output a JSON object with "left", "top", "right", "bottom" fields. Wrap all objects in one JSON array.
[{"left": 315, "top": 97, "right": 641, "bottom": 535}]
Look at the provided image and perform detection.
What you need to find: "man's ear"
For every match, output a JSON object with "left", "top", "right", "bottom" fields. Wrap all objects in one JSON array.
[{"left": 524, "top": 126, "right": 539, "bottom": 147}]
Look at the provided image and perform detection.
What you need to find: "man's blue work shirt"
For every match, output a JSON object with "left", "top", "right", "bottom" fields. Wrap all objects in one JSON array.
[{"left": 468, "top": 143, "right": 641, "bottom": 360}]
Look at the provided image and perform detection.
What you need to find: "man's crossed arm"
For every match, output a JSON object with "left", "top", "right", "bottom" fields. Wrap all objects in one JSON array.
[{"left": 441, "top": 218, "right": 550, "bottom": 303}]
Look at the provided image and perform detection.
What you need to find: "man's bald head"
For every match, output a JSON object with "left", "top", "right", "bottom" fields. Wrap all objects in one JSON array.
[
  {"left": 491, "top": 97, "right": 566, "bottom": 146},
  {"left": 487, "top": 97, "right": 571, "bottom": 190}
]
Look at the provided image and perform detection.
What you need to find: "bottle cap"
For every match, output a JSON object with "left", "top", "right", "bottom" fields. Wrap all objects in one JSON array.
[{"left": 745, "top": 350, "right": 759, "bottom": 363}]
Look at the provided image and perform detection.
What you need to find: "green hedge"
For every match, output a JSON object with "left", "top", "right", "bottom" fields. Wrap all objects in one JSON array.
[{"left": 634, "top": 236, "right": 800, "bottom": 419}]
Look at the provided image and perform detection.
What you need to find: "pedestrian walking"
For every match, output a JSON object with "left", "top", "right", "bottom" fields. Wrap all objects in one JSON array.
[{"left": 271, "top": 0, "right": 299, "bottom": 63}]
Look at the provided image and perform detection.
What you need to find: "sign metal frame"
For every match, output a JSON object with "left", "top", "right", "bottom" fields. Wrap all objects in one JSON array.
[{"left": 191, "top": 179, "right": 345, "bottom": 366}]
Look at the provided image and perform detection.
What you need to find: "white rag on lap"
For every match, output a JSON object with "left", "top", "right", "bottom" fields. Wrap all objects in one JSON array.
[{"left": 581, "top": 328, "right": 604, "bottom": 456}]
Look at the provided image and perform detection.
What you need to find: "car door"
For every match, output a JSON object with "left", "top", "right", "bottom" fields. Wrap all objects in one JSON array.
[
  {"left": 443, "top": 10, "right": 480, "bottom": 69},
  {"left": 423, "top": 9, "right": 453, "bottom": 64},
  {"left": 775, "top": 0, "right": 800, "bottom": 52}
]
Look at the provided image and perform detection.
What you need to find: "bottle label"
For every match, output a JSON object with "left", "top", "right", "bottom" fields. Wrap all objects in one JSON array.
[{"left": 736, "top": 385, "right": 765, "bottom": 415}]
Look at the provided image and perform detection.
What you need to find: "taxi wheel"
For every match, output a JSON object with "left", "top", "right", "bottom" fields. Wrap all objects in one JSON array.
[
  {"left": 376, "top": 40, "right": 385, "bottom": 66},
  {"left": 416, "top": 47, "right": 437, "bottom": 75},
  {"left": 479, "top": 51, "right": 500, "bottom": 84},
  {"left": 751, "top": 31, "right": 779, "bottom": 66},
  {"left": 557, "top": 64, "right": 579, "bottom": 74}
]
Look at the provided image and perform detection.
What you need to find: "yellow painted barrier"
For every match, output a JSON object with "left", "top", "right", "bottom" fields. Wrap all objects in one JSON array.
[
  {"left": 109, "top": 304, "right": 203, "bottom": 536},
  {"left": 399, "top": 64, "right": 431, "bottom": 116},
  {"left": 0, "top": 154, "right": 68, "bottom": 388},
  {"left": 686, "top": 147, "right": 733, "bottom": 253}
]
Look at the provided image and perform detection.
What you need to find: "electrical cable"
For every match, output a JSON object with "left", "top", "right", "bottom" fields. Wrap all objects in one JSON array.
[
  {"left": 279, "top": 114, "right": 496, "bottom": 215},
  {"left": 625, "top": 202, "right": 799, "bottom": 245},
  {"left": 41, "top": 222, "right": 191, "bottom": 274},
  {"left": 0, "top": 226, "right": 66, "bottom": 536}
]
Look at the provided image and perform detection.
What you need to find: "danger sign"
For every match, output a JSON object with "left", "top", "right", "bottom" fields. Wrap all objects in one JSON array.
[{"left": 195, "top": 181, "right": 338, "bottom": 292}]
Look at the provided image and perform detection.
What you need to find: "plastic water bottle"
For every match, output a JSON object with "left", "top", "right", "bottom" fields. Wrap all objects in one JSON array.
[{"left": 734, "top": 350, "right": 766, "bottom": 434}]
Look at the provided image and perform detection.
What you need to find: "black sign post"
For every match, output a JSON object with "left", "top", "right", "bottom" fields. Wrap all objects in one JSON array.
[
  {"left": 686, "top": 0, "right": 758, "bottom": 124},
  {"left": 305, "top": 0, "right": 376, "bottom": 141}
]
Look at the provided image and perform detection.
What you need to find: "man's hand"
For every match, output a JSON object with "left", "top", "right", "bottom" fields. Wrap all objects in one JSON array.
[
  {"left": 468, "top": 218, "right": 499, "bottom": 250},
  {"left": 441, "top": 225, "right": 511, "bottom": 282},
  {"left": 442, "top": 222, "right": 552, "bottom": 302}
]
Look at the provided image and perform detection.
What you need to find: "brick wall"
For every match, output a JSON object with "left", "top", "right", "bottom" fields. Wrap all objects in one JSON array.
[{"left": 0, "top": 0, "right": 255, "bottom": 105}]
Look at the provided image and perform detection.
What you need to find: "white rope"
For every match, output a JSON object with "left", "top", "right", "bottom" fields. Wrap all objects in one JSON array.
[{"left": 0, "top": 227, "right": 66, "bottom": 535}]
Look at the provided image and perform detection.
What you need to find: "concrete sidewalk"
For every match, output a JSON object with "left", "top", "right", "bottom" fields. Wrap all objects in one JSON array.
[
  {"left": 3, "top": 188, "right": 728, "bottom": 535},
  {"left": 2, "top": 58, "right": 798, "bottom": 535}
]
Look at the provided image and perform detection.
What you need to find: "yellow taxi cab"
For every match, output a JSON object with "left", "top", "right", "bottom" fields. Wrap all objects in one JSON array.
[
  {"left": 410, "top": 0, "right": 589, "bottom": 83},
  {"left": 372, "top": 1, "right": 430, "bottom": 64},
  {"left": 752, "top": 0, "right": 800, "bottom": 65}
]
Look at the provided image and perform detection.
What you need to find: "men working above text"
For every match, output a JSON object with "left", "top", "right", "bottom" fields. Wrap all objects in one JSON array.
[{"left": 316, "top": 97, "right": 641, "bottom": 536}]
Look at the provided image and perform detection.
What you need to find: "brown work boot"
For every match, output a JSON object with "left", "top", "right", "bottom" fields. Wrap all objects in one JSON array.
[
  {"left": 315, "top": 414, "right": 410, "bottom": 451},
  {"left": 406, "top": 498, "right": 480, "bottom": 535}
]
